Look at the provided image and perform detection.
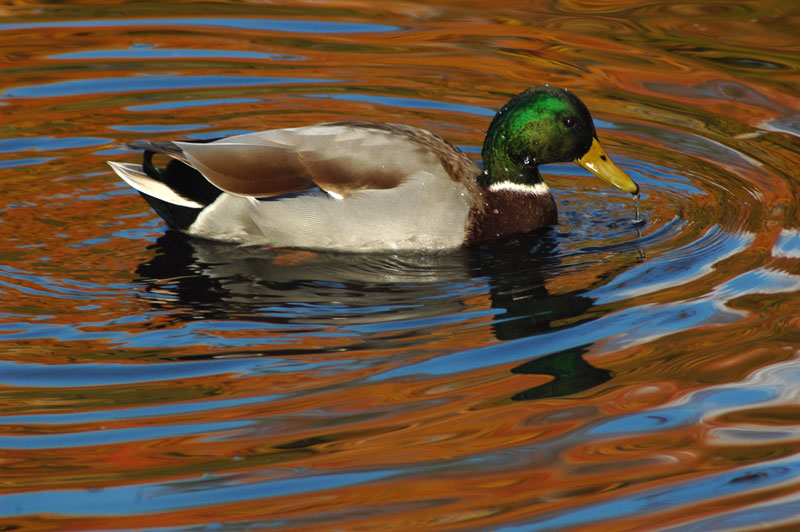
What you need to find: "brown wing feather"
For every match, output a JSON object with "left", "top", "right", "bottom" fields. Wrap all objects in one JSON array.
[
  {"left": 174, "top": 141, "right": 315, "bottom": 197},
  {"left": 296, "top": 150, "right": 412, "bottom": 197},
  {"left": 165, "top": 122, "right": 479, "bottom": 199}
]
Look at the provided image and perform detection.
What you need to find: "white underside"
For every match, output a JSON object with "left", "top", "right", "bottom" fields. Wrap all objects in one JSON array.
[{"left": 187, "top": 170, "right": 473, "bottom": 252}]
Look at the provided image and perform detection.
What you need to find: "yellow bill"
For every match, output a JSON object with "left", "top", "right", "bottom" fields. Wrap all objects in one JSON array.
[{"left": 576, "top": 137, "right": 639, "bottom": 195}]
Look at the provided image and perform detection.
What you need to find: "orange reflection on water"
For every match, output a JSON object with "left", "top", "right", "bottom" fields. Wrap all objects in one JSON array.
[{"left": 2, "top": 0, "right": 800, "bottom": 530}]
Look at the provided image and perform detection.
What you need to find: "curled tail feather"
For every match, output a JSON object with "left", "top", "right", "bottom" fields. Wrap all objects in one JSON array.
[{"left": 108, "top": 138, "right": 225, "bottom": 230}]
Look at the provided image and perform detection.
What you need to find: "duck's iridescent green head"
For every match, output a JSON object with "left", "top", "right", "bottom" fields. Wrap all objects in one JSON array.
[{"left": 481, "top": 85, "right": 638, "bottom": 195}]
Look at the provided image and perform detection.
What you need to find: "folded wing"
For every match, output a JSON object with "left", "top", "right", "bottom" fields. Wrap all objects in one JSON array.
[{"left": 156, "top": 123, "right": 442, "bottom": 199}]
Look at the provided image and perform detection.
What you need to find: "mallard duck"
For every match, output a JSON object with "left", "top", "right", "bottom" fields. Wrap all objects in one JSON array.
[{"left": 108, "top": 85, "right": 638, "bottom": 251}]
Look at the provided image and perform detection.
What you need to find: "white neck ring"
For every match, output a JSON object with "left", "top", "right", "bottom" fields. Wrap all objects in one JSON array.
[{"left": 488, "top": 181, "right": 550, "bottom": 196}]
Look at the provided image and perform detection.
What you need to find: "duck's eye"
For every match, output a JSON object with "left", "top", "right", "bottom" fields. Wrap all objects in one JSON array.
[{"left": 563, "top": 117, "right": 576, "bottom": 128}]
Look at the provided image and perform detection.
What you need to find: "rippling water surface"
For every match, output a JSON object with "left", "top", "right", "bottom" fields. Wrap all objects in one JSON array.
[{"left": 2, "top": 1, "right": 800, "bottom": 530}]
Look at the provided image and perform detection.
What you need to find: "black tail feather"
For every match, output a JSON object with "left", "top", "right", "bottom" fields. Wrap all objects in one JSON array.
[
  {"left": 128, "top": 138, "right": 225, "bottom": 230},
  {"left": 141, "top": 195, "right": 204, "bottom": 232}
]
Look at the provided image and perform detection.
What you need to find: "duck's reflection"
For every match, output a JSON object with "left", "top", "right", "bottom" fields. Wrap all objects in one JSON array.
[
  {"left": 468, "top": 234, "right": 612, "bottom": 400},
  {"left": 136, "top": 230, "right": 617, "bottom": 400},
  {"left": 510, "top": 345, "right": 611, "bottom": 401},
  {"left": 137, "top": 230, "right": 478, "bottom": 326}
]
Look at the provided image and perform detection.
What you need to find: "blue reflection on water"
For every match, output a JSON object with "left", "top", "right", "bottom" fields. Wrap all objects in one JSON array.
[
  {"left": 0, "top": 468, "right": 398, "bottom": 516},
  {"left": 127, "top": 98, "right": 262, "bottom": 112},
  {"left": 0, "top": 419, "right": 252, "bottom": 450},
  {"left": 591, "top": 228, "right": 754, "bottom": 304},
  {"left": 0, "top": 18, "right": 399, "bottom": 34},
  {"left": 0, "top": 316, "right": 348, "bottom": 351},
  {"left": 773, "top": 229, "right": 800, "bottom": 259},
  {"left": 0, "top": 394, "right": 274, "bottom": 425},
  {"left": 49, "top": 48, "right": 304, "bottom": 61},
  {"left": 367, "top": 290, "right": 742, "bottom": 381},
  {"left": 0, "top": 358, "right": 251, "bottom": 387},
  {"left": 499, "top": 460, "right": 800, "bottom": 532},
  {"left": 110, "top": 124, "right": 211, "bottom": 133},
  {"left": 587, "top": 387, "right": 775, "bottom": 436},
  {"left": 2, "top": 75, "right": 337, "bottom": 99},
  {"left": 586, "top": 409, "right": 696, "bottom": 435},
  {"left": 0, "top": 136, "right": 111, "bottom": 153},
  {"left": 0, "top": 157, "right": 58, "bottom": 168},
  {"left": 305, "top": 93, "right": 496, "bottom": 117},
  {"left": 660, "top": 498, "right": 800, "bottom": 531}
]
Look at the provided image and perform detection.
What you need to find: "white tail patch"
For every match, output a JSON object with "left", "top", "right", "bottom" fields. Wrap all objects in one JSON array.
[
  {"left": 107, "top": 161, "right": 204, "bottom": 208},
  {"left": 488, "top": 181, "right": 550, "bottom": 196}
]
